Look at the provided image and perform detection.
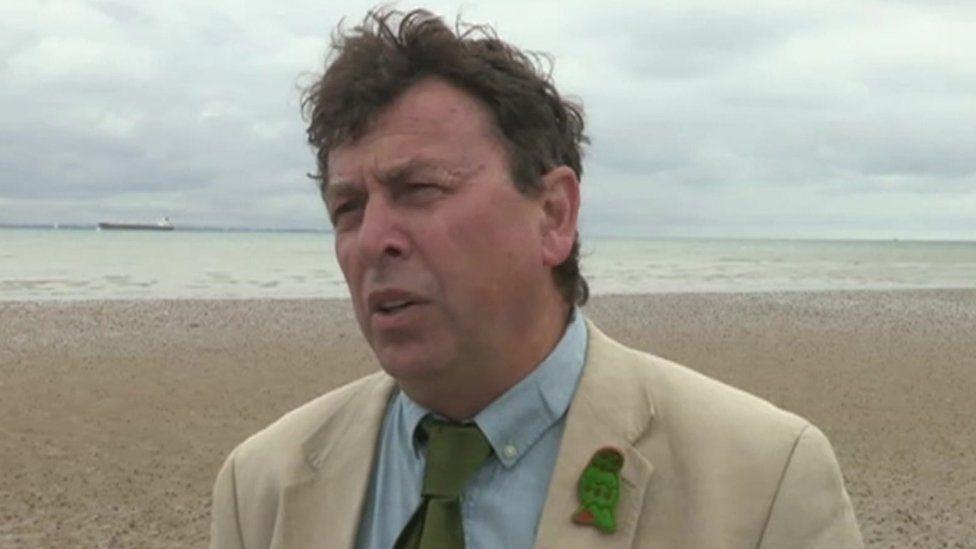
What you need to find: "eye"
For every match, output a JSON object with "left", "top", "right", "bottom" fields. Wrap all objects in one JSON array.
[
  {"left": 404, "top": 183, "right": 444, "bottom": 199},
  {"left": 330, "top": 201, "right": 362, "bottom": 227},
  {"left": 333, "top": 202, "right": 356, "bottom": 216}
]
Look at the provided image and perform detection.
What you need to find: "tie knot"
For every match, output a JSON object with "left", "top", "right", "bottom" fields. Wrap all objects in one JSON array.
[{"left": 419, "top": 417, "right": 493, "bottom": 497}]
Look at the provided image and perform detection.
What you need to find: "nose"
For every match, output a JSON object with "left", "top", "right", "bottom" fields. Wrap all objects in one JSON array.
[{"left": 355, "top": 193, "right": 410, "bottom": 265}]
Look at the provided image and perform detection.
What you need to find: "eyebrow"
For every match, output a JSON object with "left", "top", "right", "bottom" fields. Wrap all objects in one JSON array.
[
  {"left": 377, "top": 157, "right": 453, "bottom": 185},
  {"left": 325, "top": 157, "right": 466, "bottom": 205},
  {"left": 323, "top": 180, "right": 361, "bottom": 207}
]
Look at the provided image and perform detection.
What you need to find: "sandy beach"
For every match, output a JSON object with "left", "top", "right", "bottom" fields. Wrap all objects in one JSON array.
[{"left": 1, "top": 290, "right": 974, "bottom": 548}]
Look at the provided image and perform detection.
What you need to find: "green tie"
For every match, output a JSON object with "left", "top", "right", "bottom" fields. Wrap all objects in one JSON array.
[{"left": 394, "top": 417, "right": 494, "bottom": 549}]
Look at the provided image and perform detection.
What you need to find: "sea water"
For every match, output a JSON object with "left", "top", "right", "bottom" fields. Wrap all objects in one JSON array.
[{"left": 1, "top": 228, "right": 974, "bottom": 301}]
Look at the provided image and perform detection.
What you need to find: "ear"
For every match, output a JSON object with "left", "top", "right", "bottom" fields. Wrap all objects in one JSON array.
[{"left": 538, "top": 165, "right": 580, "bottom": 268}]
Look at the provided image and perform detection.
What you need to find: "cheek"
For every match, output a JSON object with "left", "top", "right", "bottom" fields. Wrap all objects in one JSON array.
[
  {"left": 441, "top": 212, "right": 538, "bottom": 302},
  {"left": 335, "top": 239, "right": 364, "bottom": 305},
  {"left": 335, "top": 240, "right": 353, "bottom": 281},
  {"left": 336, "top": 233, "right": 365, "bottom": 272},
  {"left": 454, "top": 193, "right": 537, "bottom": 252},
  {"left": 468, "top": 212, "right": 540, "bottom": 272}
]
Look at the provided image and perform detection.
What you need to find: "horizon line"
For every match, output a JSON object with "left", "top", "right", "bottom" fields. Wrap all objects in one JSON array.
[{"left": 1, "top": 223, "right": 973, "bottom": 243}]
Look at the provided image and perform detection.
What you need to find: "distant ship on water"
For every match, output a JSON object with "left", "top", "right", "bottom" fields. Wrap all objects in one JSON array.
[{"left": 97, "top": 217, "right": 174, "bottom": 231}]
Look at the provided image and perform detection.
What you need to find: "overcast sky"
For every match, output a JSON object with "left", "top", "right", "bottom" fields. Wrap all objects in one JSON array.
[{"left": 2, "top": 0, "right": 974, "bottom": 239}]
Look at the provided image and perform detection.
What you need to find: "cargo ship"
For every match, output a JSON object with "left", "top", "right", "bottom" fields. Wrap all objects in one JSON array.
[{"left": 97, "top": 217, "right": 174, "bottom": 231}]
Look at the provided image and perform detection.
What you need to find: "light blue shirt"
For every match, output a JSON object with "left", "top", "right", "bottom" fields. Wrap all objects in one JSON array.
[{"left": 355, "top": 309, "right": 588, "bottom": 549}]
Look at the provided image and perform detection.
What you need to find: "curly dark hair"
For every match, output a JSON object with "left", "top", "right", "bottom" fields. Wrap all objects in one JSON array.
[{"left": 301, "top": 7, "right": 589, "bottom": 306}]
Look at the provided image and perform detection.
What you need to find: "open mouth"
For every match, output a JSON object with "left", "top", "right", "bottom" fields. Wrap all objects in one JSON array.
[{"left": 376, "top": 299, "right": 415, "bottom": 315}]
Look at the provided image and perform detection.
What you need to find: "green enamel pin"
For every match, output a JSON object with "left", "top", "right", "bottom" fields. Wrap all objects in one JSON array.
[{"left": 572, "top": 446, "right": 624, "bottom": 533}]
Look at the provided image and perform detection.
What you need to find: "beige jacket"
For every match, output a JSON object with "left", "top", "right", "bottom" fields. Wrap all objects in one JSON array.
[{"left": 211, "top": 320, "right": 862, "bottom": 548}]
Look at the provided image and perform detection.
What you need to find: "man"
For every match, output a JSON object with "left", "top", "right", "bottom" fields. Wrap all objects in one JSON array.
[{"left": 211, "top": 8, "right": 862, "bottom": 548}]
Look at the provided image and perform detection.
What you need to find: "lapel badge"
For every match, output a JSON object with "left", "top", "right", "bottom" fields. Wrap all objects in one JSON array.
[{"left": 572, "top": 446, "right": 624, "bottom": 533}]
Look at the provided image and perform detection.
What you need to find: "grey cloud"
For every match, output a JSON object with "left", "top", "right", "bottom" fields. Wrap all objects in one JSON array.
[
  {"left": 564, "top": 3, "right": 831, "bottom": 80},
  {"left": 85, "top": 0, "right": 154, "bottom": 27},
  {"left": 1, "top": 0, "right": 974, "bottom": 238}
]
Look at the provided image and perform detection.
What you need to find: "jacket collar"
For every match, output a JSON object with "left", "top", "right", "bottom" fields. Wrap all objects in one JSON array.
[
  {"left": 534, "top": 319, "right": 657, "bottom": 549},
  {"left": 277, "top": 372, "right": 397, "bottom": 548}
]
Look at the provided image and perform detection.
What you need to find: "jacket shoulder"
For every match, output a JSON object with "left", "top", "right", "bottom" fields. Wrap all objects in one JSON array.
[
  {"left": 584, "top": 323, "right": 857, "bottom": 544},
  {"left": 621, "top": 346, "right": 861, "bottom": 547},
  {"left": 230, "top": 371, "right": 392, "bottom": 481},
  {"left": 643, "top": 350, "right": 807, "bottom": 437},
  {"left": 587, "top": 321, "right": 808, "bottom": 443},
  {"left": 211, "top": 372, "right": 394, "bottom": 548}
]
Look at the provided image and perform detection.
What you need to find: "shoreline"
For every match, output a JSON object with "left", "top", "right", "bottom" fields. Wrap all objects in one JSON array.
[
  {"left": 4, "top": 284, "right": 976, "bottom": 305},
  {"left": 2, "top": 289, "right": 974, "bottom": 547}
]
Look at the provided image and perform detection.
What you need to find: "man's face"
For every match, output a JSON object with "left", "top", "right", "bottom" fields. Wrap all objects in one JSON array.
[{"left": 326, "top": 77, "right": 553, "bottom": 385}]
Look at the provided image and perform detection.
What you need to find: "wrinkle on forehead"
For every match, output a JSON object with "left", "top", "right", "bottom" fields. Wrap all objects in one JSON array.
[
  {"left": 323, "top": 154, "right": 490, "bottom": 208},
  {"left": 325, "top": 77, "right": 510, "bottom": 189},
  {"left": 328, "top": 133, "right": 493, "bottom": 186},
  {"left": 372, "top": 156, "right": 484, "bottom": 184}
]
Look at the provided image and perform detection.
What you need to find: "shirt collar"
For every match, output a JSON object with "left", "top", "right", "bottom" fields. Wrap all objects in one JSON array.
[
  {"left": 398, "top": 389, "right": 432, "bottom": 459},
  {"left": 476, "top": 307, "right": 587, "bottom": 467},
  {"left": 395, "top": 307, "right": 588, "bottom": 467}
]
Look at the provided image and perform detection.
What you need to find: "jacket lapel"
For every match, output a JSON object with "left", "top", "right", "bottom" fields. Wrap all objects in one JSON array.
[
  {"left": 535, "top": 321, "right": 657, "bottom": 549},
  {"left": 275, "top": 374, "right": 397, "bottom": 549}
]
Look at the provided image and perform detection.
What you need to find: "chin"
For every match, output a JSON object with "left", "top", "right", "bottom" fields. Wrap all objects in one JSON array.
[{"left": 374, "top": 343, "right": 449, "bottom": 383}]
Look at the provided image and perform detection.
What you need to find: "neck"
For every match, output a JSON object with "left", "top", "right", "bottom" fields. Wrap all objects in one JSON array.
[{"left": 401, "top": 298, "right": 572, "bottom": 421}]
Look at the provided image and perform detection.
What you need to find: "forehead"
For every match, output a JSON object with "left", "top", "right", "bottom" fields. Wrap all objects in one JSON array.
[{"left": 327, "top": 77, "right": 506, "bottom": 183}]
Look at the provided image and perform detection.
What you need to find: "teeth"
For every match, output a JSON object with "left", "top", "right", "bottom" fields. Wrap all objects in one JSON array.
[{"left": 380, "top": 299, "right": 410, "bottom": 312}]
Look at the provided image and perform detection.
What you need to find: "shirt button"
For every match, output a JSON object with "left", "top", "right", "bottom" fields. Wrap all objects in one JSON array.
[{"left": 503, "top": 444, "right": 518, "bottom": 459}]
